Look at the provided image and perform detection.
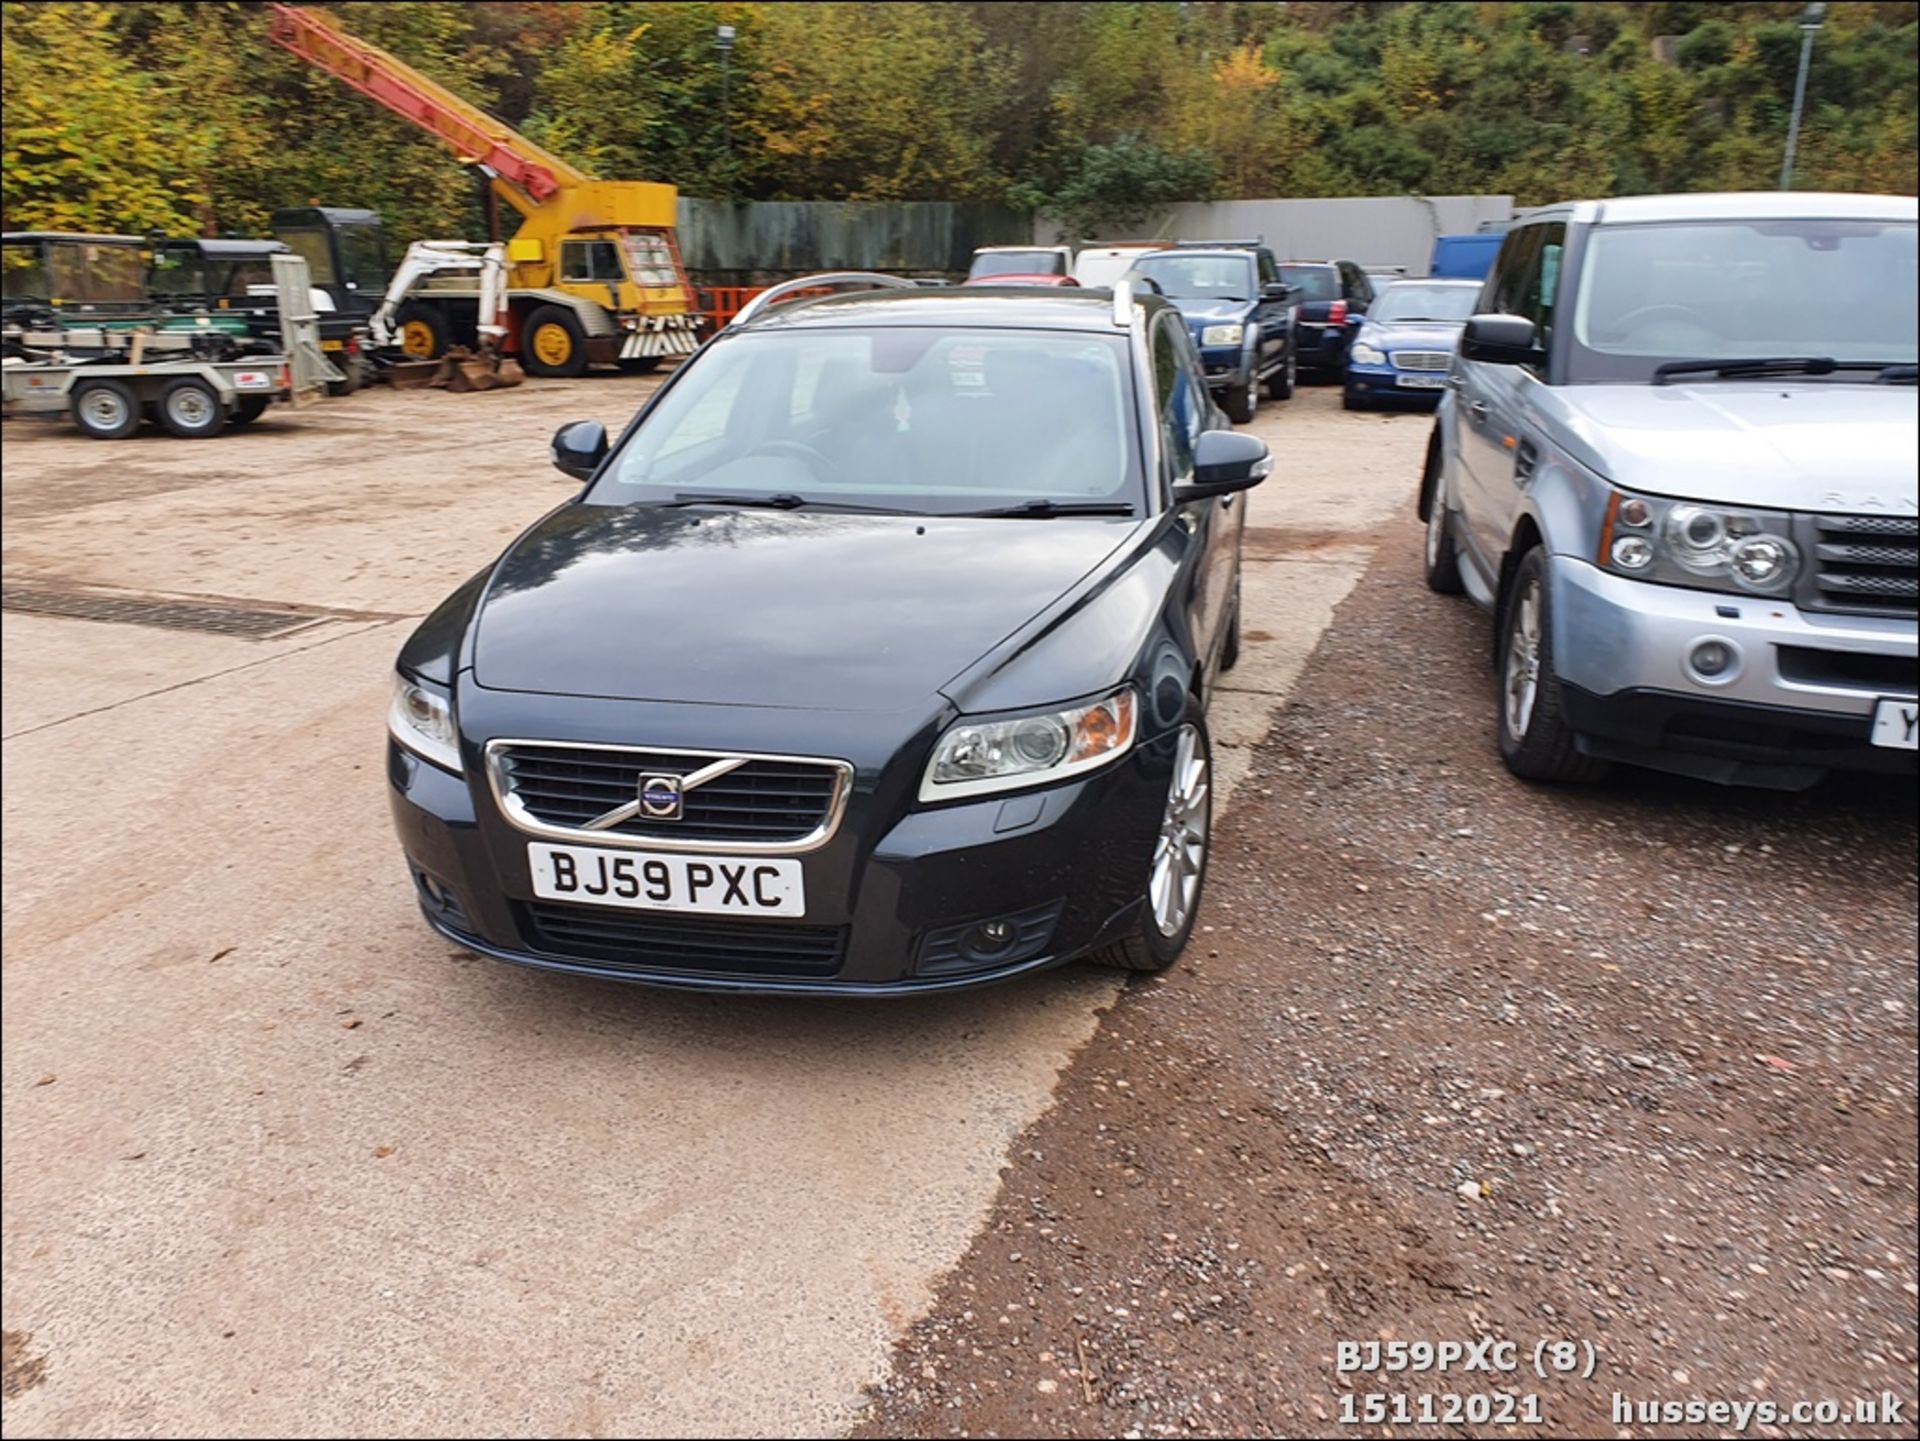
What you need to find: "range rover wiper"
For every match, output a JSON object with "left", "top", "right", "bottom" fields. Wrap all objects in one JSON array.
[
  {"left": 953, "top": 500, "right": 1138, "bottom": 518},
  {"left": 1872, "top": 363, "right": 1918, "bottom": 384},
  {"left": 1651, "top": 357, "right": 1890, "bottom": 385}
]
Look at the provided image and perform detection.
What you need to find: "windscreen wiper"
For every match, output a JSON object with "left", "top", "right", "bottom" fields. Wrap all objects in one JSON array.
[
  {"left": 665, "top": 492, "right": 917, "bottom": 514},
  {"left": 953, "top": 500, "right": 1138, "bottom": 518},
  {"left": 1872, "top": 363, "right": 1918, "bottom": 384},
  {"left": 1651, "top": 357, "right": 1891, "bottom": 385}
]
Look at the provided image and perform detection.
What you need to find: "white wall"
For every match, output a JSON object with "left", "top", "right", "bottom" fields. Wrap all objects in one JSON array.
[{"left": 1038, "top": 195, "right": 1514, "bottom": 277}]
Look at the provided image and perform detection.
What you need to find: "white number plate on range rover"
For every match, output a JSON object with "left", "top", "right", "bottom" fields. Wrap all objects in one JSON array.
[
  {"left": 528, "top": 842, "right": 804, "bottom": 917},
  {"left": 1871, "top": 697, "right": 1918, "bottom": 750}
]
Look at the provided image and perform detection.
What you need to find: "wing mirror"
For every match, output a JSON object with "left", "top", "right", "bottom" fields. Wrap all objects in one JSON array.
[
  {"left": 1460, "top": 314, "right": 1546, "bottom": 366},
  {"left": 1262, "top": 282, "right": 1295, "bottom": 302},
  {"left": 1174, "top": 430, "right": 1272, "bottom": 503},
  {"left": 551, "top": 419, "right": 608, "bottom": 481}
]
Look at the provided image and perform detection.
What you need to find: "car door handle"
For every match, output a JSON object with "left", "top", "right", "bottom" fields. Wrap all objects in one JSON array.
[
  {"left": 1448, "top": 373, "right": 1467, "bottom": 390},
  {"left": 1468, "top": 399, "right": 1490, "bottom": 423}
]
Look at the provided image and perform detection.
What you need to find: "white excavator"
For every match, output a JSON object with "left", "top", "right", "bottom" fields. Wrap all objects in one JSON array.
[{"left": 369, "top": 240, "right": 522, "bottom": 391}]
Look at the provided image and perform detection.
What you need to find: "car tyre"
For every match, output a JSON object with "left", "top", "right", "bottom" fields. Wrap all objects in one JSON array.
[
  {"left": 1092, "top": 708, "right": 1212, "bottom": 975},
  {"left": 1223, "top": 381, "right": 1256, "bottom": 425},
  {"left": 1265, "top": 349, "right": 1295, "bottom": 400},
  {"left": 326, "top": 353, "right": 364, "bottom": 396},
  {"left": 1421, "top": 438, "right": 1465, "bottom": 595},
  {"left": 69, "top": 379, "right": 140, "bottom": 440},
  {"left": 155, "top": 377, "right": 227, "bottom": 439},
  {"left": 227, "top": 394, "right": 273, "bottom": 430},
  {"left": 1496, "top": 548, "right": 1609, "bottom": 784},
  {"left": 524, "top": 304, "right": 590, "bottom": 378},
  {"left": 1342, "top": 381, "right": 1367, "bottom": 410}
]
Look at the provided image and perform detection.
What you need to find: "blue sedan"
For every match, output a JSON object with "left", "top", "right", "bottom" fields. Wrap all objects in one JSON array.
[{"left": 1342, "top": 279, "right": 1483, "bottom": 410}]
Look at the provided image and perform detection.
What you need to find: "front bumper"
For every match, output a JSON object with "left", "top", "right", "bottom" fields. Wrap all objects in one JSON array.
[
  {"left": 1196, "top": 342, "right": 1250, "bottom": 390},
  {"left": 389, "top": 730, "right": 1172, "bottom": 995},
  {"left": 1345, "top": 364, "right": 1445, "bottom": 401},
  {"left": 1550, "top": 558, "right": 1918, "bottom": 784}
]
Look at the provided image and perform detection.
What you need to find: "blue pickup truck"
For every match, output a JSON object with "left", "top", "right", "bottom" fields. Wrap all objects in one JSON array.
[{"left": 1123, "top": 243, "right": 1297, "bottom": 423}]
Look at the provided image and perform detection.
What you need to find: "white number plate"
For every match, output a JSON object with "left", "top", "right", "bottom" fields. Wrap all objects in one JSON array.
[
  {"left": 1396, "top": 373, "right": 1446, "bottom": 389},
  {"left": 529, "top": 842, "right": 805, "bottom": 917},
  {"left": 1870, "top": 697, "right": 1918, "bottom": 750}
]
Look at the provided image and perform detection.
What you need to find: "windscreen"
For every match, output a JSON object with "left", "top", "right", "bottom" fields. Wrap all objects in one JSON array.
[
  {"left": 969, "top": 250, "right": 1067, "bottom": 279},
  {"left": 45, "top": 242, "right": 145, "bottom": 304},
  {"left": 1571, "top": 218, "right": 1918, "bottom": 377},
  {"left": 592, "top": 327, "right": 1140, "bottom": 515},
  {"left": 1369, "top": 283, "right": 1480, "bottom": 324},
  {"left": 1276, "top": 266, "right": 1339, "bottom": 303},
  {"left": 1126, "top": 253, "right": 1254, "bottom": 302},
  {"left": 2, "top": 242, "right": 48, "bottom": 301},
  {"left": 275, "top": 229, "right": 337, "bottom": 286}
]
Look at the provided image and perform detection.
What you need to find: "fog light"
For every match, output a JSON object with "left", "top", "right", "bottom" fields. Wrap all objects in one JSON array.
[
  {"left": 965, "top": 919, "right": 1018, "bottom": 959},
  {"left": 1688, "top": 638, "right": 1739, "bottom": 682}
]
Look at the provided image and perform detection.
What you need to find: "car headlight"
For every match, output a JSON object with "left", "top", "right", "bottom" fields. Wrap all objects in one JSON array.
[
  {"left": 1200, "top": 324, "right": 1245, "bottom": 347},
  {"left": 1348, "top": 341, "right": 1387, "bottom": 366},
  {"left": 919, "top": 688, "right": 1137, "bottom": 803},
  {"left": 1599, "top": 490, "right": 1800, "bottom": 596},
  {"left": 388, "top": 672, "right": 463, "bottom": 773}
]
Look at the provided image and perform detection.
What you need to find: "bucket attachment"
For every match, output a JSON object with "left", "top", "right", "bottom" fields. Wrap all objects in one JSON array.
[{"left": 388, "top": 358, "right": 442, "bottom": 390}]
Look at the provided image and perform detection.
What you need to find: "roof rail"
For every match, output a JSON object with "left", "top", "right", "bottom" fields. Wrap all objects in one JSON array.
[
  {"left": 1174, "top": 237, "right": 1264, "bottom": 248},
  {"left": 729, "top": 272, "right": 918, "bottom": 329}
]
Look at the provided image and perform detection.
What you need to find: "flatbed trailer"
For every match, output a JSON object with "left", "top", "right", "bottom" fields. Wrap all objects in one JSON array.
[{"left": 1, "top": 253, "right": 335, "bottom": 439}]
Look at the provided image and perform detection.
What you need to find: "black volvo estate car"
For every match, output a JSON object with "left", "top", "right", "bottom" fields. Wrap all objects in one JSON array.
[{"left": 387, "top": 275, "right": 1271, "bottom": 994}]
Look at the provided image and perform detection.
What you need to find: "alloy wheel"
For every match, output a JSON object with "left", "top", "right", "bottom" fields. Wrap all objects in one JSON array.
[
  {"left": 1504, "top": 581, "right": 1542, "bottom": 739},
  {"left": 1150, "top": 723, "right": 1209, "bottom": 937}
]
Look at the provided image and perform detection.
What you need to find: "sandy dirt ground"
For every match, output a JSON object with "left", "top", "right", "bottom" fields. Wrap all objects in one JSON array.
[{"left": 2, "top": 374, "right": 1430, "bottom": 1435}]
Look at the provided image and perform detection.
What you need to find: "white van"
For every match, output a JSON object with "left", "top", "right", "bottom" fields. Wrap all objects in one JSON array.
[{"left": 1071, "top": 242, "right": 1172, "bottom": 289}]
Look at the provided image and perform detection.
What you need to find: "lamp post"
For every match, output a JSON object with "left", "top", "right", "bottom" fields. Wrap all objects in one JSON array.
[
  {"left": 715, "top": 24, "right": 736, "bottom": 199},
  {"left": 1779, "top": 2, "right": 1827, "bottom": 190}
]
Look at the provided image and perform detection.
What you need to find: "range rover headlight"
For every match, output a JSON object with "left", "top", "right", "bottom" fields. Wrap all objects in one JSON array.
[
  {"left": 1200, "top": 323, "right": 1245, "bottom": 347},
  {"left": 388, "top": 672, "right": 463, "bottom": 773},
  {"left": 1348, "top": 341, "right": 1387, "bottom": 366},
  {"left": 1600, "top": 490, "right": 1800, "bottom": 596},
  {"left": 920, "top": 688, "right": 1136, "bottom": 803}
]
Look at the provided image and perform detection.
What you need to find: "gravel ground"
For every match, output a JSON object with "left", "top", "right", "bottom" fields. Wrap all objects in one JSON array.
[{"left": 858, "top": 522, "right": 1919, "bottom": 1439}]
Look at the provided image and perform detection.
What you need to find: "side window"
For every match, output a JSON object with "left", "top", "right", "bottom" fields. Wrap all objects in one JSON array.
[
  {"left": 1152, "top": 317, "right": 1198, "bottom": 480},
  {"left": 1518, "top": 223, "right": 1567, "bottom": 341},
  {"left": 1486, "top": 226, "right": 1543, "bottom": 317}
]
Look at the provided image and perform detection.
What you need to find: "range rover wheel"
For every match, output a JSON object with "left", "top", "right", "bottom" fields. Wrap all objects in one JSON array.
[
  {"left": 1093, "top": 711, "right": 1211, "bottom": 974},
  {"left": 1496, "top": 548, "right": 1608, "bottom": 783},
  {"left": 1421, "top": 436, "right": 1465, "bottom": 595},
  {"left": 1223, "top": 381, "right": 1256, "bottom": 425}
]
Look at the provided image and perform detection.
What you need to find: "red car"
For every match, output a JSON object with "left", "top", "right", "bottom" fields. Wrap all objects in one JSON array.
[{"left": 961, "top": 273, "right": 1080, "bottom": 288}]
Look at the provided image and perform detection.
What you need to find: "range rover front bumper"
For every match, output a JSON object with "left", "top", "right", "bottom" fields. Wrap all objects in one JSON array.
[{"left": 1548, "top": 559, "right": 1918, "bottom": 786}]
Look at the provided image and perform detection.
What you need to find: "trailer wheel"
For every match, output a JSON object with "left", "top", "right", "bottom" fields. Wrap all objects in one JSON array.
[
  {"left": 228, "top": 394, "right": 273, "bottom": 429},
  {"left": 523, "top": 305, "right": 588, "bottom": 378},
  {"left": 70, "top": 379, "right": 140, "bottom": 440},
  {"left": 156, "top": 377, "right": 228, "bottom": 439},
  {"left": 394, "top": 302, "right": 449, "bottom": 360}
]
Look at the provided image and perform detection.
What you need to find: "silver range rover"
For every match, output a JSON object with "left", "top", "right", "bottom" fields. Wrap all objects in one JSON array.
[{"left": 1420, "top": 191, "right": 1917, "bottom": 790}]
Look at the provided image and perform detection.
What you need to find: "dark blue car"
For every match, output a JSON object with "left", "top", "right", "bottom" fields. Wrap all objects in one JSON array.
[
  {"left": 1124, "top": 246, "right": 1296, "bottom": 423},
  {"left": 1342, "top": 278, "right": 1482, "bottom": 409},
  {"left": 1278, "top": 260, "right": 1377, "bottom": 377}
]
